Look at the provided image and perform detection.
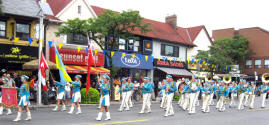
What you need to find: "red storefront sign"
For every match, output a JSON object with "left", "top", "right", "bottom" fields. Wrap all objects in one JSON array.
[
  {"left": 154, "top": 59, "right": 185, "bottom": 68},
  {"left": 50, "top": 47, "right": 104, "bottom": 66}
]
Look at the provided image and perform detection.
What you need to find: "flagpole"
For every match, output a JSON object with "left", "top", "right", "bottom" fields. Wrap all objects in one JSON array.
[{"left": 37, "top": 10, "right": 44, "bottom": 105}]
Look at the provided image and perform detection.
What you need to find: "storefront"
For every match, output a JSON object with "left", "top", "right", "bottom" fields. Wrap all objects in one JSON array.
[
  {"left": 50, "top": 47, "right": 109, "bottom": 85},
  {"left": 109, "top": 52, "right": 153, "bottom": 82},
  {"left": 0, "top": 44, "right": 39, "bottom": 76},
  {"left": 153, "top": 59, "right": 192, "bottom": 82}
]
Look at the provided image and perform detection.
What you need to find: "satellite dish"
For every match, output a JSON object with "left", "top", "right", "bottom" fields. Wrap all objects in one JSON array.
[{"left": 39, "top": 1, "right": 54, "bottom": 16}]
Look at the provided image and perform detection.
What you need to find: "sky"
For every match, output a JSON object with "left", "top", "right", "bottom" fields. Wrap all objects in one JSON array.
[{"left": 90, "top": 0, "right": 269, "bottom": 36}]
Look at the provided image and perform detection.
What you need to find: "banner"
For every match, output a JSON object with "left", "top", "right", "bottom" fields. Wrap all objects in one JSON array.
[{"left": 2, "top": 88, "right": 17, "bottom": 108}]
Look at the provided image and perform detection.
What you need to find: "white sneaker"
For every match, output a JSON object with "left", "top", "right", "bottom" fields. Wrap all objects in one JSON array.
[
  {"left": 139, "top": 111, "right": 144, "bottom": 114},
  {"left": 96, "top": 112, "right": 102, "bottom": 121}
]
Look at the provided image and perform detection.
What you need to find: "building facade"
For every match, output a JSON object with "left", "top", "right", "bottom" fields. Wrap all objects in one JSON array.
[{"left": 212, "top": 27, "right": 269, "bottom": 81}]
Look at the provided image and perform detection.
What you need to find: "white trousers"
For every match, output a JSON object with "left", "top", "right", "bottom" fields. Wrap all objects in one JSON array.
[
  {"left": 119, "top": 92, "right": 129, "bottom": 110},
  {"left": 249, "top": 94, "right": 255, "bottom": 108},
  {"left": 127, "top": 91, "right": 133, "bottom": 107},
  {"left": 244, "top": 94, "right": 249, "bottom": 106},
  {"left": 178, "top": 93, "right": 185, "bottom": 107},
  {"left": 238, "top": 93, "right": 246, "bottom": 110},
  {"left": 160, "top": 91, "right": 167, "bottom": 108},
  {"left": 229, "top": 93, "right": 237, "bottom": 107},
  {"left": 194, "top": 91, "right": 200, "bottom": 106},
  {"left": 188, "top": 93, "right": 196, "bottom": 113},
  {"left": 140, "top": 93, "right": 151, "bottom": 112},
  {"left": 182, "top": 93, "right": 189, "bottom": 110},
  {"left": 165, "top": 93, "right": 174, "bottom": 116},
  {"left": 209, "top": 93, "right": 214, "bottom": 105},
  {"left": 261, "top": 93, "right": 267, "bottom": 108},
  {"left": 202, "top": 94, "right": 210, "bottom": 112},
  {"left": 217, "top": 96, "right": 226, "bottom": 111}
]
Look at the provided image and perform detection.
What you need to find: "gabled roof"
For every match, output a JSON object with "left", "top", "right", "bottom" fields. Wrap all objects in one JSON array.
[
  {"left": 91, "top": 5, "right": 196, "bottom": 46},
  {"left": 2, "top": 0, "right": 40, "bottom": 18},
  {"left": 47, "top": 0, "right": 72, "bottom": 16},
  {"left": 186, "top": 25, "right": 213, "bottom": 45}
]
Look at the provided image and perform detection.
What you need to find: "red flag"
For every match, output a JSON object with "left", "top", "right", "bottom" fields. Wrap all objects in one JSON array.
[
  {"left": 86, "top": 46, "right": 94, "bottom": 94},
  {"left": 2, "top": 88, "right": 17, "bottom": 108},
  {"left": 39, "top": 52, "right": 48, "bottom": 92}
]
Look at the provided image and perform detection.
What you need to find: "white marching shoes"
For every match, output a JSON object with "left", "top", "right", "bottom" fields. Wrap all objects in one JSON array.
[
  {"left": 52, "top": 106, "right": 58, "bottom": 111},
  {"left": 76, "top": 107, "right": 81, "bottom": 114},
  {"left": 105, "top": 112, "right": 111, "bottom": 121},
  {"left": 13, "top": 112, "right": 22, "bottom": 122},
  {"left": 96, "top": 112, "right": 103, "bottom": 121},
  {"left": 68, "top": 106, "right": 74, "bottom": 114},
  {"left": 62, "top": 105, "right": 66, "bottom": 111},
  {"left": 25, "top": 112, "right": 31, "bottom": 121},
  {"left": 0, "top": 106, "right": 3, "bottom": 115},
  {"left": 7, "top": 108, "right": 12, "bottom": 115}
]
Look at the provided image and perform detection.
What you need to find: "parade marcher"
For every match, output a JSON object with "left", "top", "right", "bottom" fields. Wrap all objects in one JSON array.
[
  {"left": 97, "top": 80, "right": 104, "bottom": 109},
  {"left": 0, "top": 77, "right": 12, "bottom": 115},
  {"left": 133, "top": 81, "right": 140, "bottom": 102},
  {"left": 96, "top": 74, "right": 111, "bottom": 121},
  {"left": 183, "top": 76, "right": 198, "bottom": 114},
  {"left": 215, "top": 81, "right": 229, "bottom": 112},
  {"left": 119, "top": 77, "right": 131, "bottom": 111},
  {"left": 201, "top": 81, "right": 212, "bottom": 113},
  {"left": 237, "top": 80, "right": 249, "bottom": 110},
  {"left": 258, "top": 83, "right": 269, "bottom": 108},
  {"left": 247, "top": 82, "right": 257, "bottom": 109},
  {"left": 68, "top": 75, "right": 82, "bottom": 114},
  {"left": 139, "top": 77, "right": 153, "bottom": 114},
  {"left": 177, "top": 79, "right": 185, "bottom": 107},
  {"left": 229, "top": 82, "right": 238, "bottom": 108},
  {"left": 243, "top": 82, "right": 251, "bottom": 107},
  {"left": 52, "top": 80, "right": 66, "bottom": 111},
  {"left": 13, "top": 75, "right": 31, "bottom": 122},
  {"left": 127, "top": 77, "right": 134, "bottom": 108},
  {"left": 194, "top": 80, "right": 202, "bottom": 106},
  {"left": 164, "top": 75, "right": 177, "bottom": 117},
  {"left": 182, "top": 79, "right": 190, "bottom": 111},
  {"left": 208, "top": 81, "right": 217, "bottom": 105},
  {"left": 160, "top": 79, "right": 167, "bottom": 109}
]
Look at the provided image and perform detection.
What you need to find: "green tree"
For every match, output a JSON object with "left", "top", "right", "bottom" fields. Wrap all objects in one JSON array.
[
  {"left": 0, "top": 0, "right": 3, "bottom": 14},
  {"left": 56, "top": 10, "right": 152, "bottom": 99},
  {"left": 196, "top": 34, "right": 250, "bottom": 73}
]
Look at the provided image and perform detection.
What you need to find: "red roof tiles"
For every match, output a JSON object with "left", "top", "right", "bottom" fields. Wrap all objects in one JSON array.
[{"left": 47, "top": 0, "right": 72, "bottom": 16}]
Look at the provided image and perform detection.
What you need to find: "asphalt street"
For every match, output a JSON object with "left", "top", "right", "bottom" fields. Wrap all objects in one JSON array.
[{"left": 0, "top": 98, "right": 269, "bottom": 125}]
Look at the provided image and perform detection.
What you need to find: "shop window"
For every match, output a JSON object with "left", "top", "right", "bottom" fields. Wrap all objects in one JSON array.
[
  {"left": 264, "top": 59, "right": 269, "bottom": 68},
  {"left": 127, "top": 39, "right": 134, "bottom": 51},
  {"left": 245, "top": 60, "right": 252, "bottom": 68},
  {"left": 16, "top": 23, "right": 30, "bottom": 41},
  {"left": 254, "top": 59, "right": 261, "bottom": 68},
  {"left": 143, "top": 40, "right": 152, "bottom": 54},
  {"left": 119, "top": 38, "right": 126, "bottom": 50},
  {"left": 67, "top": 33, "right": 87, "bottom": 45},
  {"left": 161, "top": 44, "right": 179, "bottom": 57},
  {"left": 134, "top": 40, "right": 140, "bottom": 52},
  {"left": 0, "top": 21, "right": 6, "bottom": 38}
]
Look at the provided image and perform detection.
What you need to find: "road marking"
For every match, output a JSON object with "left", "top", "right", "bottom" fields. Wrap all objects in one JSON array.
[
  {"left": 92, "top": 119, "right": 151, "bottom": 125},
  {"left": 247, "top": 107, "right": 269, "bottom": 112}
]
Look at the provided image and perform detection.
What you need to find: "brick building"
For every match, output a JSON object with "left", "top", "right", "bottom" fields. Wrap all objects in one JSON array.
[{"left": 212, "top": 27, "right": 269, "bottom": 81}]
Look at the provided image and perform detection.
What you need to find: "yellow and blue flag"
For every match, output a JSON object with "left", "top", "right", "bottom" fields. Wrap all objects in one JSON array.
[{"left": 54, "top": 46, "right": 73, "bottom": 83}]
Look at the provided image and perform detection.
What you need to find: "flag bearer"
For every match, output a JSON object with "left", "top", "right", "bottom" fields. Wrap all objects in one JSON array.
[
  {"left": 68, "top": 75, "right": 82, "bottom": 114},
  {"left": 96, "top": 74, "right": 111, "bottom": 121},
  {"left": 164, "top": 75, "right": 177, "bottom": 117},
  {"left": 258, "top": 83, "right": 269, "bottom": 108},
  {"left": 0, "top": 78, "right": 12, "bottom": 115},
  {"left": 139, "top": 77, "right": 153, "bottom": 114},
  {"left": 13, "top": 75, "right": 31, "bottom": 122},
  {"left": 119, "top": 77, "right": 130, "bottom": 111},
  {"left": 201, "top": 82, "right": 212, "bottom": 113},
  {"left": 52, "top": 80, "right": 66, "bottom": 111}
]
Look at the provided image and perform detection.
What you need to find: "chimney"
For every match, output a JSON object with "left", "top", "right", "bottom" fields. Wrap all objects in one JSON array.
[{"left": 165, "top": 14, "right": 177, "bottom": 29}]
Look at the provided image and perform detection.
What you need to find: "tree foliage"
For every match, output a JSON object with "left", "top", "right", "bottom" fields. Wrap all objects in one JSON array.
[
  {"left": 196, "top": 34, "right": 250, "bottom": 73},
  {"left": 0, "top": 0, "right": 3, "bottom": 14}
]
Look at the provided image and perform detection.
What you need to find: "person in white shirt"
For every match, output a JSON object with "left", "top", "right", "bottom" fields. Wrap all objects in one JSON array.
[{"left": 65, "top": 82, "right": 71, "bottom": 105}]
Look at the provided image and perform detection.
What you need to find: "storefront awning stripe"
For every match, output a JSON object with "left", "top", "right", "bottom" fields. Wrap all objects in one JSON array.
[
  {"left": 157, "top": 67, "right": 193, "bottom": 76},
  {"left": 64, "top": 65, "right": 110, "bottom": 74},
  {"left": 73, "top": 66, "right": 87, "bottom": 71}
]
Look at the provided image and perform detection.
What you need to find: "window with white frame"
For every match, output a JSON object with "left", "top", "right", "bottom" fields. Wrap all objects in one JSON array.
[
  {"left": 0, "top": 21, "right": 6, "bottom": 38},
  {"left": 119, "top": 38, "right": 126, "bottom": 50},
  {"left": 245, "top": 60, "right": 252, "bottom": 68},
  {"left": 127, "top": 39, "right": 134, "bottom": 51},
  {"left": 264, "top": 59, "right": 269, "bottom": 68},
  {"left": 16, "top": 23, "right": 30, "bottom": 40},
  {"left": 255, "top": 59, "right": 261, "bottom": 68}
]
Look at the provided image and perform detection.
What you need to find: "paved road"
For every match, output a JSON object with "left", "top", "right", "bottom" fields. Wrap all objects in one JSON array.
[{"left": 0, "top": 99, "right": 269, "bottom": 125}]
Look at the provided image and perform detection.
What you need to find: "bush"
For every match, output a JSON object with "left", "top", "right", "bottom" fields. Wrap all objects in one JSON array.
[
  {"left": 81, "top": 88, "right": 100, "bottom": 104},
  {"left": 173, "top": 94, "right": 180, "bottom": 101}
]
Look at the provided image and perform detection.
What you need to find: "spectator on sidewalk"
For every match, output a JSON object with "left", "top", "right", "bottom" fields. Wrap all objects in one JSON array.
[
  {"left": 114, "top": 77, "right": 121, "bottom": 101},
  {"left": 7, "top": 74, "right": 16, "bottom": 87},
  {"left": 133, "top": 81, "right": 140, "bottom": 101},
  {"left": 65, "top": 82, "right": 71, "bottom": 106}
]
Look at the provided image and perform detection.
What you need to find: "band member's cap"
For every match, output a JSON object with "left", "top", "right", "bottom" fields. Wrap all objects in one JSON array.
[
  {"left": 21, "top": 75, "right": 29, "bottom": 80},
  {"left": 103, "top": 73, "right": 110, "bottom": 80},
  {"left": 166, "top": 75, "right": 172, "bottom": 78},
  {"left": 75, "top": 75, "right": 82, "bottom": 79},
  {"left": 121, "top": 77, "right": 127, "bottom": 81},
  {"left": 1, "top": 69, "right": 6, "bottom": 72}
]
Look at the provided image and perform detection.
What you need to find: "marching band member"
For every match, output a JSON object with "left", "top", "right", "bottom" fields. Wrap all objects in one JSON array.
[
  {"left": 127, "top": 77, "right": 134, "bottom": 108},
  {"left": 208, "top": 80, "right": 217, "bottom": 106},
  {"left": 119, "top": 77, "right": 130, "bottom": 111},
  {"left": 182, "top": 79, "right": 190, "bottom": 111},
  {"left": 194, "top": 79, "right": 202, "bottom": 106},
  {"left": 215, "top": 81, "right": 229, "bottom": 112},
  {"left": 97, "top": 80, "right": 104, "bottom": 109},
  {"left": 258, "top": 82, "right": 269, "bottom": 108},
  {"left": 139, "top": 77, "right": 153, "bottom": 114},
  {"left": 68, "top": 75, "right": 82, "bottom": 114},
  {"left": 237, "top": 80, "right": 248, "bottom": 110},
  {"left": 52, "top": 80, "right": 66, "bottom": 111},
  {"left": 96, "top": 74, "right": 111, "bottom": 121},
  {"left": 164, "top": 75, "right": 177, "bottom": 117},
  {"left": 185, "top": 76, "right": 198, "bottom": 114},
  {"left": 201, "top": 81, "right": 212, "bottom": 113},
  {"left": 247, "top": 82, "right": 257, "bottom": 109},
  {"left": 243, "top": 82, "right": 251, "bottom": 107},
  {"left": 178, "top": 79, "right": 186, "bottom": 108},
  {"left": 0, "top": 77, "right": 12, "bottom": 115},
  {"left": 229, "top": 82, "right": 238, "bottom": 108},
  {"left": 160, "top": 80, "right": 167, "bottom": 109},
  {"left": 13, "top": 75, "right": 31, "bottom": 122}
]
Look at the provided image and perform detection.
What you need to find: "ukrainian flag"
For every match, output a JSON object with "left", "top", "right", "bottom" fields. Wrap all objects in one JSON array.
[{"left": 54, "top": 46, "right": 73, "bottom": 83}]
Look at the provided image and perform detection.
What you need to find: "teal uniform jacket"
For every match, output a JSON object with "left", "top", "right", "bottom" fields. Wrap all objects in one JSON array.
[
  {"left": 120, "top": 82, "right": 132, "bottom": 92},
  {"left": 71, "top": 81, "right": 81, "bottom": 93},
  {"left": 160, "top": 83, "right": 167, "bottom": 96},
  {"left": 183, "top": 82, "right": 199, "bottom": 93},
  {"left": 141, "top": 82, "right": 153, "bottom": 94},
  {"left": 166, "top": 81, "right": 177, "bottom": 95},
  {"left": 230, "top": 86, "right": 238, "bottom": 94},
  {"left": 236, "top": 84, "right": 248, "bottom": 93},
  {"left": 56, "top": 82, "right": 65, "bottom": 93},
  {"left": 258, "top": 85, "right": 269, "bottom": 93},
  {"left": 19, "top": 83, "right": 31, "bottom": 101},
  {"left": 217, "top": 86, "right": 229, "bottom": 97},
  {"left": 202, "top": 86, "right": 212, "bottom": 95},
  {"left": 100, "top": 82, "right": 110, "bottom": 96}
]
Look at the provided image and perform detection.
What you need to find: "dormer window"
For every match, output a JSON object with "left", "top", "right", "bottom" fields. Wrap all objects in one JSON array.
[{"left": 78, "top": 5, "right": 81, "bottom": 14}]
